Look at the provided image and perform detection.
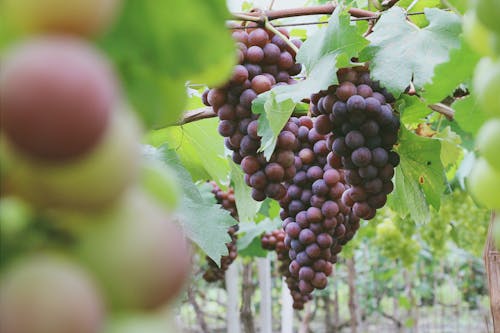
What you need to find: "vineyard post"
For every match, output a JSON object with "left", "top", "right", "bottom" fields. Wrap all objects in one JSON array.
[
  {"left": 281, "top": 277, "right": 294, "bottom": 333},
  {"left": 484, "top": 212, "right": 500, "bottom": 332},
  {"left": 225, "top": 262, "right": 241, "bottom": 333},
  {"left": 241, "top": 262, "right": 256, "bottom": 333},
  {"left": 257, "top": 257, "right": 273, "bottom": 333}
]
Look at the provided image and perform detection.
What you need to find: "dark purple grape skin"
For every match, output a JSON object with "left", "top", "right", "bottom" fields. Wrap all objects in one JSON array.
[
  {"left": 332, "top": 101, "right": 348, "bottom": 118},
  {"left": 332, "top": 137, "right": 349, "bottom": 156},
  {"left": 336, "top": 82, "right": 357, "bottom": 101},
  {"left": 306, "top": 207, "right": 323, "bottom": 224},
  {"left": 372, "top": 148, "right": 388, "bottom": 167},
  {"left": 249, "top": 171, "right": 267, "bottom": 190},
  {"left": 314, "top": 115, "right": 332, "bottom": 135},
  {"left": 351, "top": 147, "right": 372, "bottom": 167},
  {"left": 218, "top": 120, "right": 236, "bottom": 137},
  {"left": 360, "top": 120, "right": 379, "bottom": 137},
  {"left": 299, "top": 267, "right": 315, "bottom": 281},
  {"left": 312, "top": 179, "right": 329, "bottom": 196},
  {"left": 346, "top": 95, "right": 366, "bottom": 112},
  {"left": 345, "top": 130, "right": 365, "bottom": 149},
  {"left": 358, "top": 165, "right": 378, "bottom": 179},
  {"left": 365, "top": 97, "right": 381, "bottom": 113},
  {"left": 307, "top": 166, "right": 324, "bottom": 181},
  {"left": 389, "top": 151, "right": 400, "bottom": 167},
  {"left": 262, "top": 43, "right": 281, "bottom": 64}
]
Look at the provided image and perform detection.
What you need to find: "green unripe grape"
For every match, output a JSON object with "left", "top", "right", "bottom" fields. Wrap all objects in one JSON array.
[
  {"left": 3, "top": 110, "right": 142, "bottom": 211},
  {"left": 468, "top": 158, "right": 500, "bottom": 209},
  {"left": 2, "top": 0, "right": 122, "bottom": 37},
  {"left": 476, "top": 119, "right": 500, "bottom": 171},
  {"left": 473, "top": 57, "right": 500, "bottom": 118},
  {"left": 476, "top": 0, "right": 500, "bottom": 35},
  {"left": 140, "top": 158, "right": 181, "bottom": 210},
  {"left": 76, "top": 189, "right": 191, "bottom": 310},
  {"left": 462, "top": 10, "right": 495, "bottom": 57},
  {"left": 0, "top": 254, "right": 105, "bottom": 333}
]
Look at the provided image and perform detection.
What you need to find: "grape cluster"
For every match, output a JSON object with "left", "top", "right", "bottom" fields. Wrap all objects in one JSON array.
[
  {"left": 202, "top": 26, "right": 303, "bottom": 201},
  {"left": 310, "top": 67, "right": 400, "bottom": 220},
  {"left": 261, "top": 229, "right": 310, "bottom": 309},
  {"left": 274, "top": 117, "right": 361, "bottom": 308},
  {"left": 203, "top": 182, "right": 239, "bottom": 283}
]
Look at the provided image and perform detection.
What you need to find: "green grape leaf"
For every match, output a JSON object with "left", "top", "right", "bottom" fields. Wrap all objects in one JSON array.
[
  {"left": 398, "top": 0, "right": 441, "bottom": 27},
  {"left": 252, "top": 5, "right": 368, "bottom": 159},
  {"left": 237, "top": 237, "right": 269, "bottom": 258},
  {"left": 147, "top": 118, "right": 229, "bottom": 183},
  {"left": 361, "top": 7, "right": 461, "bottom": 96},
  {"left": 154, "top": 147, "right": 235, "bottom": 264},
  {"left": 453, "top": 96, "right": 487, "bottom": 135},
  {"left": 396, "top": 95, "right": 432, "bottom": 124},
  {"left": 237, "top": 218, "right": 281, "bottom": 252},
  {"left": 258, "top": 199, "right": 281, "bottom": 220},
  {"left": 253, "top": 89, "right": 297, "bottom": 160},
  {"left": 445, "top": 0, "right": 468, "bottom": 13},
  {"left": 101, "top": 0, "right": 235, "bottom": 129},
  {"left": 434, "top": 126, "right": 463, "bottom": 168},
  {"left": 389, "top": 127, "right": 446, "bottom": 223},
  {"left": 230, "top": 160, "right": 262, "bottom": 223},
  {"left": 422, "top": 38, "right": 480, "bottom": 104}
]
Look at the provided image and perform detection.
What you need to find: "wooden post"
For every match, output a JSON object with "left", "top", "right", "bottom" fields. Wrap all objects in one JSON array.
[
  {"left": 347, "top": 258, "right": 360, "bottom": 333},
  {"left": 240, "top": 262, "right": 256, "bottom": 333},
  {"left": 226, "top": 262, "right": 241, "bottom": 333},
  {"left": 281, "top": 277, "right": 294, "bottom": 333},
  {"left": 484, "top": 212, "right": 500, "bottom": 333},
  {"left": 257, "top": 257, "right": 272, "bottom": 333}
]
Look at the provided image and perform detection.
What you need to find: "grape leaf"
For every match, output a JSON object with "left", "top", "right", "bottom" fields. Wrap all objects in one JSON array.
[
  {"left": 237, "top": 218, "right": 281, "bottom": 252},
  {"left": 147, "top": 118, "right": 230, "bottom": 183},
  {"left": 422, "top": 38, "right": 480, "bottom": 104},
  {"left": 389, "top": 127, "right": 446, "bottom": 223},
  {"left": 229, "top": 160, "right": 262, "bottom": 223},
  {"left": 396, "top": 95, "right": 432, "bottom": 124},
  {"left": 252, "top": 5, "right": 368, "bottom": 159},
  {"left": 101, "top": 0, "right": 235, "bottom": 129},
  {"left": 445, "top": 0, "right": 468, "bottom": 13},
  {"left": 452, "top": 96, "right": 487, "bottom": 135},
  {"left": 398, "top": 0, "right": 441, "bottom": 27},
  {"left": 434, "top": 126, "right": 463, "bottom": 168},
  {"left": 154, "top": 147, "right": 235, "bottom": 264},
  {"left": 361, "top": 7, "right": 461, "bottom": 96}
]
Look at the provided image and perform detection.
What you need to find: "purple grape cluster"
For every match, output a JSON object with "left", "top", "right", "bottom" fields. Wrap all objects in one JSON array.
[
  {"left": 203, "top": 182, "right": 239, "bottom": 283},
  {"left": 310, "top": 67, "right": 400, "bottom": 220},
  {"left": 202, "top": 26, "right": 303, "bottom": 201},
  {"left": 275, "top": 116, "right": 361, "bottom": 309}
]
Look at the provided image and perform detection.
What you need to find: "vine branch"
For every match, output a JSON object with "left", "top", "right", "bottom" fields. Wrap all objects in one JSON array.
[
  {"left": 231, "top": 3, "right": 377, "bottom": 23},
  {"left": 264, "top": 18, "right": 299, "bottom": 54}
]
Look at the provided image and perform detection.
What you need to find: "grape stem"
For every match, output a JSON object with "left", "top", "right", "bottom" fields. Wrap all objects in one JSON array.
[
  {"left": 231, "top": 3, "right": 377, "bottom": 22},
  {"left": 264, "top": 18, "right": 299, "bottom": 55},
  {"left": 229, "top": 10, "right": 437, "bottom": 28},
  {"left": 176, "top": 106, "right": 309, "bottom": 126}
]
